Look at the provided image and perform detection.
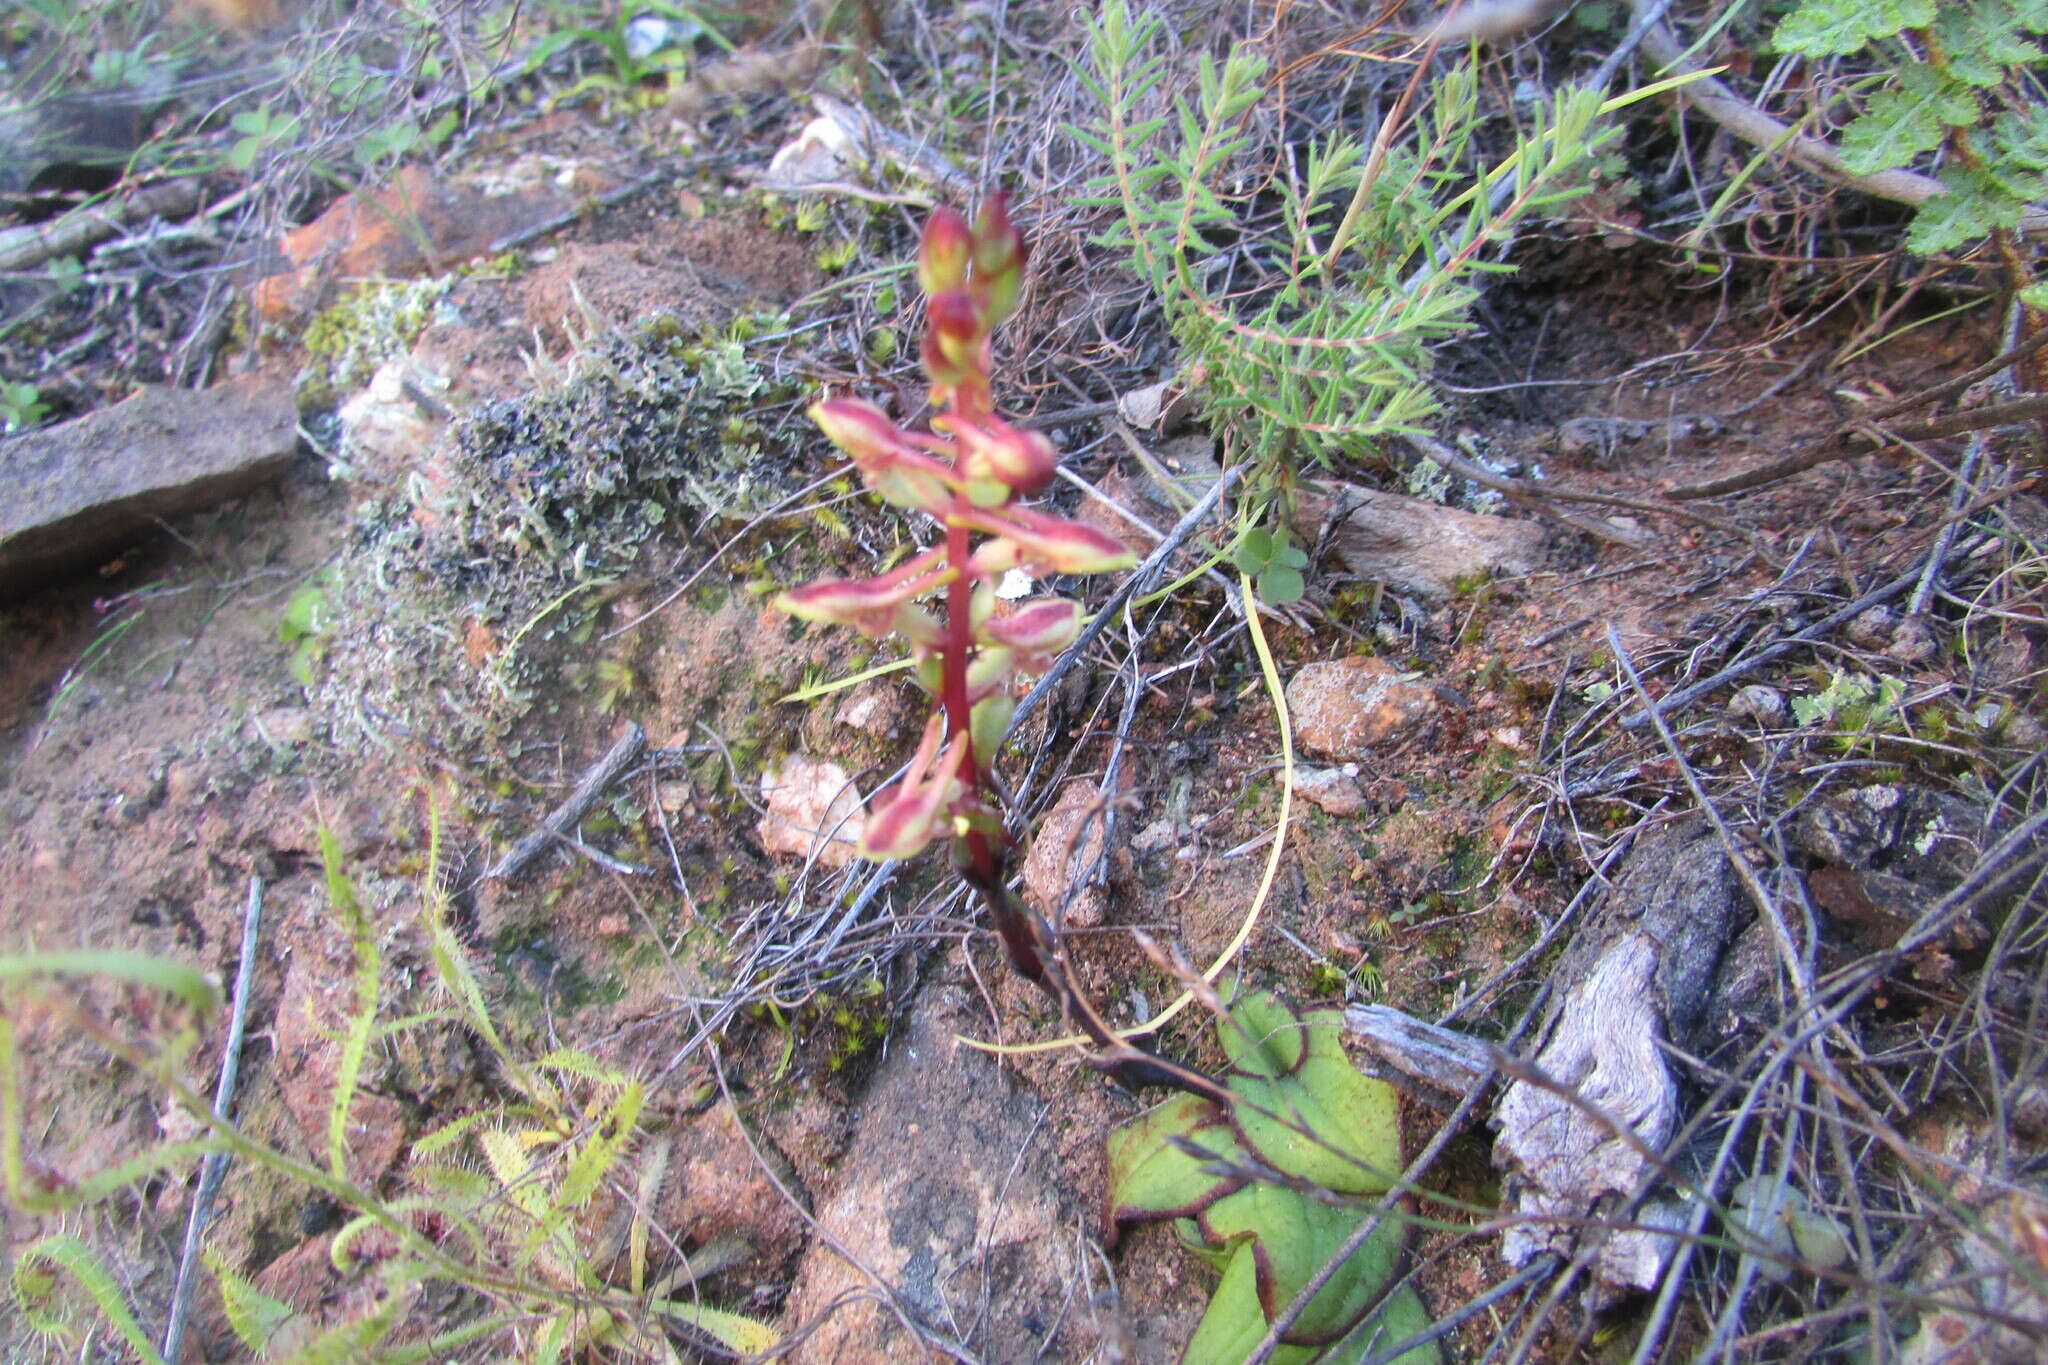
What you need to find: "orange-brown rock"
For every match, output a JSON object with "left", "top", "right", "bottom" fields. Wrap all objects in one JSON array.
[
  {"left": 249, "top": 166, "right": 576, "bottom": 320},
  {"left": 1286, "top": 655, "right": 1438, "bottom": 757}
]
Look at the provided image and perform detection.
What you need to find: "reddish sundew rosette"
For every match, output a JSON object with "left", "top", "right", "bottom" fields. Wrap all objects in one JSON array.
[{"left": 774, "top": 194, "right": 1134, "bottom": 865}]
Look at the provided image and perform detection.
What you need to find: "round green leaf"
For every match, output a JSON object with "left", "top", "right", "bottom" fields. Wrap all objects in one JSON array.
[
  {"left": 1228, "top": 1050, "right": 1402, "bottom": 1195},
  {"left": 1197, "top": 1184, "right": 1406, "bottom": 1345},
  {"left": 1108, "top": 1093, "right": 1246, "bottom": 1226},
  {"left": 1218, "top": 990, "right": 1307, "bottom": 1078}
]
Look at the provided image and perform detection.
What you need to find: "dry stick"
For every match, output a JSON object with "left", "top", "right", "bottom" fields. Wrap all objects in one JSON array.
[
  {"left": 1862, "top": 326, "right": 2048, "bottom": 426},
  {"left": 161, "top": 876, "right": 265, "bottom": 1365},
  {"left": 485, "top": 723, "right": 648, "bottom": 880},
  {"left": 1614, "top": 550, "right": 1974, "bottom": 731},
  {"left": 1887, "top": 392, "right": 2048, "bottom": 444},
  {"left": 1910, "top": 434, "right": 1987, "bottom": 616},
  {"left": 487, "top": 169, "right": 672, "bottom": 254},
  {"left": 0, "top": 178, "right": 203, "bottom": 273},
  {"left": 1667, "top": 337, "right": 2048, "bottom": 501}
]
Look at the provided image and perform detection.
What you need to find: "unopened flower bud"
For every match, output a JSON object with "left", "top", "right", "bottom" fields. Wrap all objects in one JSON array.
[
  {"left": 957, "top": 506, "right": 1136, "bottom": 576},
  {"left": 811, "top": 397, "right": 909, "bottom": 465},
  {"left": 981, "top": 597, "right": 1082, "bottom": 673},
  {"left": 948, "top": 414, "right": 1056, "bottom": 497},
  {"left": 858, "top": 717, "right": 966, "bottom": 861},
  {"left": 971, "top": 193, "right": 1026, "bottom": 325},
  {"left": 918, "top": 206, "right": 973, "bottom": 296}
]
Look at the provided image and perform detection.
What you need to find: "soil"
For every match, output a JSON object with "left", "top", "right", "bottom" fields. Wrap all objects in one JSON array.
[{"left": 2, "top": 11, "right": 2044, "bottom": 1365}]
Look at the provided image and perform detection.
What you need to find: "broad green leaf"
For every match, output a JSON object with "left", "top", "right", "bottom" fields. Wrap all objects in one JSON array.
[
  {"left": 1841, "top": 67, "right": 1980, "bottom": 176},
  {"left": 1218, "top": 990, "right": 1307, "bottom": 1077},
  {"left": 1179, "top": 1241, "right": 1320, "bottom": 1365},
  {"left": 1937, "top": 5, "right": 2044, "bottom": 85},
  {"left": 1229, "top": 1047, "right": 1402, "bottom": 1195},
  {"left": 1908, "top": 167, "right": 2023, "bottom": 254},
  {"left": 1325, "top": 1284, "right": 1443, "bottom": 1365},
  {"left": 1258, "top": 565, "right": 1306, "bottom": 606},
  {"left": 1108, "top": 1093, "right": 1246, "bottom": 1222},
  {"left": 1197, "top": 1183, "right": 1407, "bottom": 1344}
]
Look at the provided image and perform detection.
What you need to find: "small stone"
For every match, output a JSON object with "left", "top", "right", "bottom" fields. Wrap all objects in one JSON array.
[
  {"left": 1295, "top": 485, "right": 1545, "bottom": 602},
  {"left": 1287, "top": 656, "right": 1438, "bottom": 757},
  {"left": 832, "top": 685, "right": 905, "bottom": 738},
  {"left": 245, "top": 706, "right": 315, "bottom": 747},
  {"left": 594, "top": 914, "right": 629, "bottom": 938},
  {"left": 1024, "top": 779, "right": 1126, "bottom": 928},
  {"left": 756, "top": 755, "right": 864, "bottom": 868},
  {"left": 1847, "top": 605, "right": 1895, "bottom": 648},
  {"left": 1886, "top": 615, "right": 1937, "bottom": 666},
  {"left": 1290, "top": 765, "right": 1368, "bottom": 817},
  {"left": 1727, "top": 685, "right": 1786, "bottom": 727}
]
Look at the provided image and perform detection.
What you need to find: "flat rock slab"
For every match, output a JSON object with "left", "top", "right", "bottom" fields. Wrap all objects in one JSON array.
[
  {"left": 0, "top": 373, "right": 298, "bottom": 596},
  {"left": 1297, "top": 483, "right": 1545, "bottom": 601},
  {"left": 783, "top": 982, "right": 1099, "bottom": 1362}
]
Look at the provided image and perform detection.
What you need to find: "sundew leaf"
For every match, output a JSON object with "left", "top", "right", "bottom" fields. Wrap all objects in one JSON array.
[
  {"left": 0, "top": 949, "right": 217, "bottom": 1016},
  {"left": 653, "top": 1299, "right": 783, "bottom": 1355},
  {"left": 207, "top": 1247, "right": 296, "bottom": 1355},
  {"left": 1197, "top": 1183, "right": 1407, "bottom": 1344},
  {"left": 13, "top": 1234, "right": 169, "bottom": 1365},
  {"left": 1218, "top": 989, "right": 1308, "bottom": 1077},
  {"left": 1108, "top": 1093, "right": 1246, "bottom": 1225}
]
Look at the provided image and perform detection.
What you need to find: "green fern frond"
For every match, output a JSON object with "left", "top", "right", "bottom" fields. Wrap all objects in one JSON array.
[{"left": 1774, "top": 0, "right": 1933, "bottom": 57}]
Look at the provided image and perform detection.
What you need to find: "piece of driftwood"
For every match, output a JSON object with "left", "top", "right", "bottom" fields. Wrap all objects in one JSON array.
[
  {"left": 1343, "top": 1004, "right": 1495, "bottom": 1110},
  {"left": 485, "top": 723, "right": 647, "bottom": 881},
  {"left": 1491, "top": 818, "right": 1742, "bottom": 1298}
]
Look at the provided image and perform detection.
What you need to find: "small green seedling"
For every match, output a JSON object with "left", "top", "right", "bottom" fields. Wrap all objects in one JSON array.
[
  {"left": 279, "top": 580, "right": 333, "bottom": 686},
  {"left": 1234, "top": 525, "right": 1311, "bottom": 605}
]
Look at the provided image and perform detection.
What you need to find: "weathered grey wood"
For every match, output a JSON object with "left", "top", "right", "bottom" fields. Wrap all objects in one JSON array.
[
  {"left": 1343, "top": 1004, "right": 1495, "bottom": 1108},
  {"left": 1490, "top": 817, "right": 1742, "bottom": 1296},
  {"left": 0, "top": 372, "right": 299, "bottom": 596}
]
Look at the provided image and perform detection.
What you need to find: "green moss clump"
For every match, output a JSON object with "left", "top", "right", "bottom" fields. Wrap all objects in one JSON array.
[
  {"left": 313, "top": 310, "right": 819, "bottom": 758},
  {"left": 299, "top": 277, "right": 453, "bottom": 407}
]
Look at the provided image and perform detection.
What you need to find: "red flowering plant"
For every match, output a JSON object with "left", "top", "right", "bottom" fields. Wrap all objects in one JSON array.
[{"left": 776, "top": 197, "right": 1218, "bottom": 1096}]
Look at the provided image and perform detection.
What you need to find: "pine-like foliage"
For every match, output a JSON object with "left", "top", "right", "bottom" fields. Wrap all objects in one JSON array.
[{"left": 1076, "top": 0, "right": 1629, "bottom": 477}]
